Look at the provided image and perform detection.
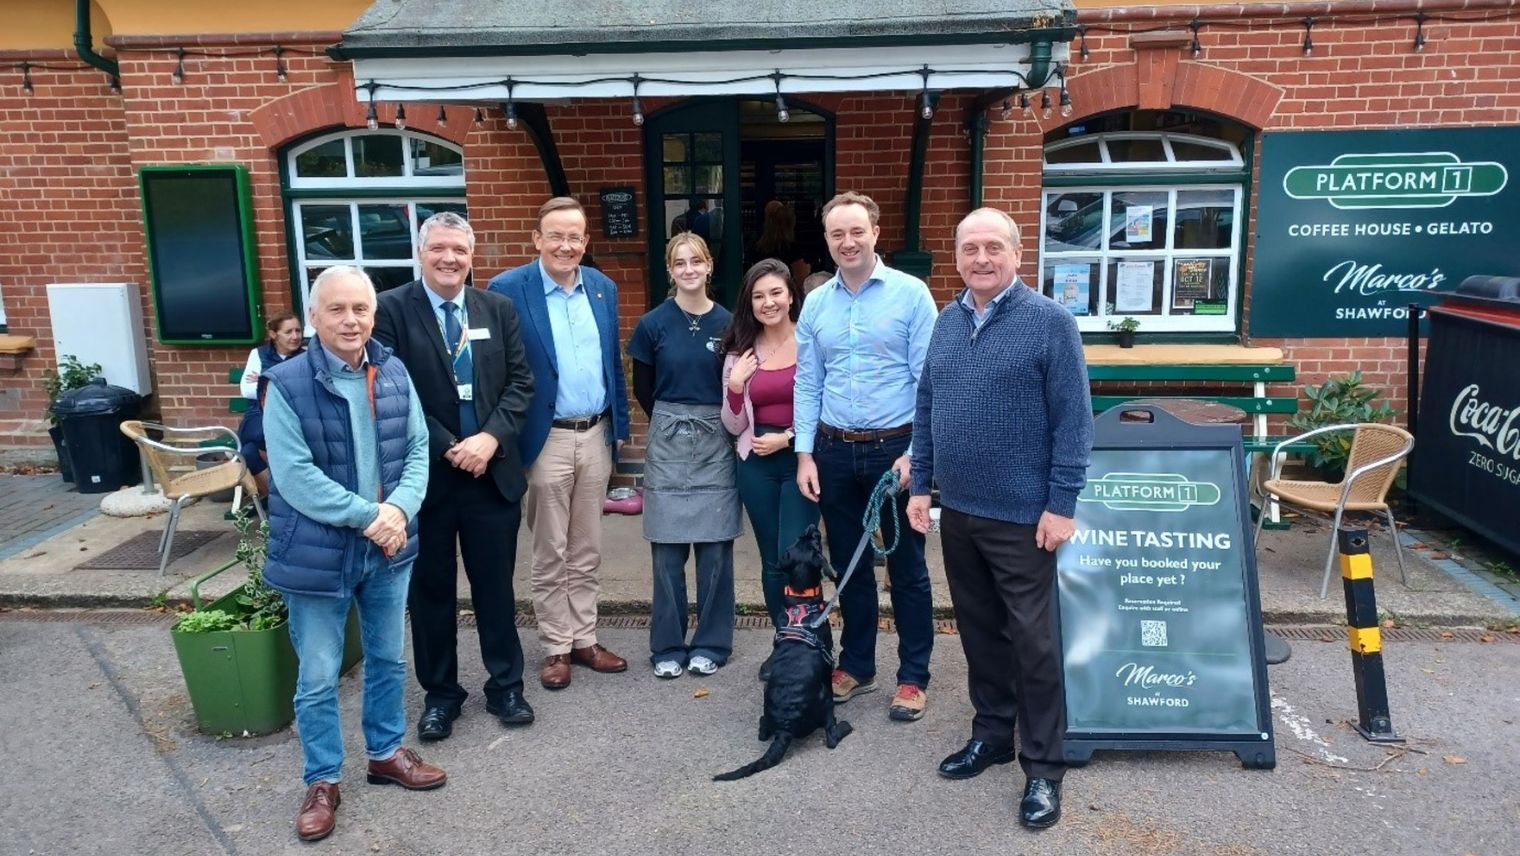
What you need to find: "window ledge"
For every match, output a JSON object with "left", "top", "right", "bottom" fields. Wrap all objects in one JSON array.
[{"left": 0, "top": 334, "right": 36, "bottom": 371}]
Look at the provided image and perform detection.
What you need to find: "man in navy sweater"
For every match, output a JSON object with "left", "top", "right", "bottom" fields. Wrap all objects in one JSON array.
[{"left": 907, "top": 208, "right": 1093, "bottom": 830}]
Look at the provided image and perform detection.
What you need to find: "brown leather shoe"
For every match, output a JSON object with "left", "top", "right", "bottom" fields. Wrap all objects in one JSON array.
[
  {"left": 296, "top": 781, "right": 339, "bottom": 842},
  {"left": 365, "top": 747, "right": 447, "bottom": 790},
  {"left": 570, "top": 643, "right": 628, "bottom": 673},
  {"left": 540, "top": 654, "right": 572, "bottom": 690}
]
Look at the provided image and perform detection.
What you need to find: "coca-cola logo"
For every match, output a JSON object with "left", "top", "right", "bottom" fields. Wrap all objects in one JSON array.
[{"left": 1450, "top": 383, "right": 1520, "bottom": 461}]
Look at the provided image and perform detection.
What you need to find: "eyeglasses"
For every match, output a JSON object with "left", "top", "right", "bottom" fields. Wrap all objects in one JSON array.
[{"left": 542, "top": 232, "right": 587, "bottom": 248}]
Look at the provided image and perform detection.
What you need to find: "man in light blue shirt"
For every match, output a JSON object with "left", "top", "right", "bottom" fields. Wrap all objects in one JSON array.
[
  {"left": 488, "top": 197, "right": 633, "bottom": 690},
  {"left": 794, "top": 191, "right": 939, "bottom": 722}
]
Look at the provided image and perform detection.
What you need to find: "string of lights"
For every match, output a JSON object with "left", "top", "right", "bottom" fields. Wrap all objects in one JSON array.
[
  {"left": 3, "top": 44, "right": 327, "bottom": 93},
  {"left": 1075, "top": 7, "right": 1519, "bottom": 59}
]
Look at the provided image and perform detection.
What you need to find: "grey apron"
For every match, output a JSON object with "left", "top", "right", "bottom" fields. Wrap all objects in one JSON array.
[{"left": 642, "top": 401, "right": 742, "bottom": 543}]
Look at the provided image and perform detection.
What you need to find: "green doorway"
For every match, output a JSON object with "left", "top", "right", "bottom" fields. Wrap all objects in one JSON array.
[{"left": 645, "top": 98, "right": 834, "bottom": 309}]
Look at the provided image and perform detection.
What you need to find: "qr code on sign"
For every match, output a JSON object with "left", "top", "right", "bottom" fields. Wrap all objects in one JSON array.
[{"left": 1140, "top": 620, "right": 1168, "bottom": 648}]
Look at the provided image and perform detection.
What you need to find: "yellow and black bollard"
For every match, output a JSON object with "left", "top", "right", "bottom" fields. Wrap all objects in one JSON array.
[{"left": 1339, "top": 527, "right": 1403, "bottom": 743}]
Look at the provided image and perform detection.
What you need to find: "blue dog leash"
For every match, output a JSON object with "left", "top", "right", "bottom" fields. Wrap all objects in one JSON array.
[{"left": 807, "top": 469, "right": 902, "bottom": 629}]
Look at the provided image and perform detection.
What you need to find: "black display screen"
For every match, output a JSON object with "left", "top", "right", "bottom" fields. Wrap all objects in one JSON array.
[{"left": 140, "top": 166, "right": 261, "bottom": 343}]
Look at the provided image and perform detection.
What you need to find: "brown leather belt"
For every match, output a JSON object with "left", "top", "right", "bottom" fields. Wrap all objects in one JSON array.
[
  {"left": 552, "top": 413, "right": 604, "bottom": 431},
  {"left": 817, "top": 422, "right": 912, "bottom": 443}
]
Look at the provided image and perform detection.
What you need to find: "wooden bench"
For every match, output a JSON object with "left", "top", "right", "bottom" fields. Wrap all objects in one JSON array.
[
  {"left": 1083, "top": 345, "right": 1313, "bottom": 529},
  {"left": 228, "top": 367, "right": 251, "bottom": 413}
]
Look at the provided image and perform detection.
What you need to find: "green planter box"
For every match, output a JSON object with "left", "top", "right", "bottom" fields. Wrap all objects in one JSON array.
[{"left": 172, "top": 562, "right": 361, "bottom": 736}]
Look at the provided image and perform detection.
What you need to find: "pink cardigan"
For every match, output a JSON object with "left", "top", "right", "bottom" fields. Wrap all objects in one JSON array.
[{"left": 723, "top": 353, "right": 774, "bottom": 460}]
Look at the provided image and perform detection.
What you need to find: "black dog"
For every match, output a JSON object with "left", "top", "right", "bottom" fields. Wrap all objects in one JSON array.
[{"left": 714, "top": 525, "right": 852, "bottom": 781}]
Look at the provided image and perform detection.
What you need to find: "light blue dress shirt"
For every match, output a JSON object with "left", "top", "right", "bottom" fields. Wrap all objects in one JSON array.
[
  {"left": 793, "top": 257, "right": 939, "bottom": 454},
  {"left": 959, "top": 282, "right": 1017, "bottom": 332},
  {"left": 539, "top": 260, "right": 607, "bottom": 419}
]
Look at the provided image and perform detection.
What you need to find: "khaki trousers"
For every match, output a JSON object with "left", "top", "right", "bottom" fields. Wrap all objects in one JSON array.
[{"left": 525, "top": 421, "right": 613, "bottom": 655}]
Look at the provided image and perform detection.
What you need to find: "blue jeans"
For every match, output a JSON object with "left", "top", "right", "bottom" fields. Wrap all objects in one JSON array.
[
  {"left": 649, "top": 540, "right": 735, "bottom": 666},
  {"left": 813, "top": 431, "right": 933, "bottom": 688},
  {"left": 286, "top": 548, "right": 412, "bottom": 786},
  {"left": 735, "top": 426, "right": 820, "bottom": 627}
]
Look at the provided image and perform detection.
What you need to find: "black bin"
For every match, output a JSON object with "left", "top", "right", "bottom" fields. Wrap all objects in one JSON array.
[{"left": 53, "top": 380, "right": 143, "bottom": 494}]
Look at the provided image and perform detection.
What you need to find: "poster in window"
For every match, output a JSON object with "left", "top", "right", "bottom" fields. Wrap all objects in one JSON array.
[
  {"left": 1054, "top": 263, "right": 1091, "bottom": 315},
  {"left": 1173, "top": 259, "right": 1212, "bottom": 310},
  {"left": 1115, "top": 261, "right": 1155, "bottom": 313},
  {"left": 1124, "top": 205, "right": 1153, "bottom": 243}
]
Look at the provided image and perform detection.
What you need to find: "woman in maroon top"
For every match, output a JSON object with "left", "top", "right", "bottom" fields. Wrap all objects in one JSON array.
[{"left": 720, "top": 258, "right": 820, "bottom": 679}]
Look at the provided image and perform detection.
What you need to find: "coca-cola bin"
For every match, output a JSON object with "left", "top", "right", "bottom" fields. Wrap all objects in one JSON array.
[{"left": 1410, "top": 275, "right": 1520, "bottom": 556}]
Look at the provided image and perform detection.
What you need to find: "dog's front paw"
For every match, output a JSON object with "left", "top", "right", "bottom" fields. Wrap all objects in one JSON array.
[
  {"left": 757, "top": 714, "right": 774, "bottom": 741},
  {"left": 826, "top": 720, "right": 853, "bottom": 748}
]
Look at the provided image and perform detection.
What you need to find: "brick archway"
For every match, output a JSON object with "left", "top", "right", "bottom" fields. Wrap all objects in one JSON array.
[
  {"left": 249, "top": 80, "right": 476, "bottom": 150},
  {"left": 1049, "top": 61, "right": 1282, "bottom": 131}
]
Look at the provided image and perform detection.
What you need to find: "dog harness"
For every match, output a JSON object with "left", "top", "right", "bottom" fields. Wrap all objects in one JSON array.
[{"left": 774, "top": 594, "right": 834, "bottom": 667}]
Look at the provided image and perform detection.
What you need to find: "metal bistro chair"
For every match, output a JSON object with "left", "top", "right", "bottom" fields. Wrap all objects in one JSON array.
[
  {"left": 1255, "top": 423, "right": 1415, "bottom": 598},
  {"left": 119, "top": 420, "right": 265, "bottom": 575}
]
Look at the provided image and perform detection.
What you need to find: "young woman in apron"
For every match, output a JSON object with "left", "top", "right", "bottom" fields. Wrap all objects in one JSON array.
[{"left": 628, "top": 232, "right": 741, "bottom": 678}]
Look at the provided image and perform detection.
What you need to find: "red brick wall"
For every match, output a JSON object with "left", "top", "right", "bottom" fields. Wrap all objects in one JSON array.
[
  {"left": 0, "top": 53, "right": 137, "bottom": 445},
  {"left": 4, "top": 11, "right": 1518, "bottom": 448}
]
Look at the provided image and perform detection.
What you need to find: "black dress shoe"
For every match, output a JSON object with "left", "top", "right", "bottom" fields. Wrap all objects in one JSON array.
[
  {"left": 416, "top": 706, "right": 459, "bottom": 742},
  {"left": 485, "top": 689, "right": 535, "bottom": 727},
  {"left": 937, "top": 738, "right": 1017, "bottom": 780},
  {"left": 1019, "top": 777, "right": 1062, "bottom": 829}
]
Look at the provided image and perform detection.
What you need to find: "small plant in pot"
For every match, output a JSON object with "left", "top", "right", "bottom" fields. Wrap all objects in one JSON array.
[
  {"left": 1107, "top": 315, "right": 1141, "bottom": 348},
  {"left": 1287, "top": 370, "right": 1398, "bottom": 482},
  {"left": 42, "top": 354, "right": 104, "bottom": 482}
]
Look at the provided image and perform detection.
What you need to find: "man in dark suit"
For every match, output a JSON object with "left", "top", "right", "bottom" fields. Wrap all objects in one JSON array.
[
  {"left": 374, "top": 211, "right": 535, "bottom": 739},
  {"left": 488, "top": 196, "right": 632, "bottom": 691}
]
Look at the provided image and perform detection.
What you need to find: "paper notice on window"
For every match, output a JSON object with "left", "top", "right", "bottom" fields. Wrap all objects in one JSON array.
[
  {"left": 1124, "top": 205, "right": 1153, "bottom": 243},
  {"left": 1053, "top": 264, "right": 1091, "bottom": 315},
  {"left": 1115, "top": 261, "right": 1155, "bottom": 313}
]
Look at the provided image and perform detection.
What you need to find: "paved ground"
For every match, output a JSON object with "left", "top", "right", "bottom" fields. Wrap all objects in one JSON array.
[
  {"left": 1, "top": 617, "right": 1516, "bottom": 856},
  {"left": 0, "top": 473, "right": 100, "bottom": 562},
  {"left": 0, "top": 477, "right": 1513, "bottom": 627}
]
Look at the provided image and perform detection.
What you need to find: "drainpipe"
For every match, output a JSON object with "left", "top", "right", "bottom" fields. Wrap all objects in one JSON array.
[
  {"left": 964, "top": 38, "right": 1056, "bottom": 211},
  {"left": 74, "top": 0, "right": 119, "bottom": 81}
]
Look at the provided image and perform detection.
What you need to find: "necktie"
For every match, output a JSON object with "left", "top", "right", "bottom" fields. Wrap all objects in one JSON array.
[{"left": 443, "top": 301, "right": 479, "bottom": 436}]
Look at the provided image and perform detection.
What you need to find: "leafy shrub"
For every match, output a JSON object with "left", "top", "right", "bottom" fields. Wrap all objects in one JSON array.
[{"left": 1287, "top": 371, "right": 1398, "bottom": 475}]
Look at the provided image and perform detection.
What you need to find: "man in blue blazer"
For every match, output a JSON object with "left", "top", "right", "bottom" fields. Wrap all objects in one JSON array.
[{"left": 488, "top": 196, "right": 632, "bottom": 690}]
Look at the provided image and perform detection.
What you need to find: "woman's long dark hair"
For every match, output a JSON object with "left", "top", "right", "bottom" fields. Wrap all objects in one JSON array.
[{"left": 719, "top": 258, "right": 803, "bottom": 357}]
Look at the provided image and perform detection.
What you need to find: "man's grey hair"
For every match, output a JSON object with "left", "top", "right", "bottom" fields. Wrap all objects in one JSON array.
[
  {"left": 308, "top": 265, "right": 376, "bottom": 314},
  {"left": 955, "top": 207, "right": 1022, "bottom": 246},
  {"left": 418, "top": 211, "right": 475, "bottom": 252}
]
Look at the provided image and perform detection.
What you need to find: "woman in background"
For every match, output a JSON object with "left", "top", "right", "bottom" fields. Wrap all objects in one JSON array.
[{"left": 237, "top": 312, "right": 304, "bottom": 495}]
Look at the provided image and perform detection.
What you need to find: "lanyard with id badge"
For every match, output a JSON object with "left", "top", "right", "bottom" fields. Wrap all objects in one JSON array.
[{"left": 438, "top": 301, "right": 490, "bottom": 402}]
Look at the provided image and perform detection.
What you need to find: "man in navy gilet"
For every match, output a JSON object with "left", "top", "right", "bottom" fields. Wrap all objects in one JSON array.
[{"left": 262, "top": 265, "right": 443, "bottom": 842}]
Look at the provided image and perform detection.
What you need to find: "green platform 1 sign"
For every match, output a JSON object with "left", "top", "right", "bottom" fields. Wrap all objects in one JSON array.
[
  {"left": 1253, "top": 128, "right": 1520, "bottom": 337},
  {"left": 1058, "top": 407, "right": 1275, "bottom": 769}
]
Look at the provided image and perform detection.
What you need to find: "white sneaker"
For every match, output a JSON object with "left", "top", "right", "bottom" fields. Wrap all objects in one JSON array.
[
  {"left": 687, "top": 655, "right": 719, "bottom": 676},
  {"left": 653, "top": 660, "right": 684, "bottom": 679}
]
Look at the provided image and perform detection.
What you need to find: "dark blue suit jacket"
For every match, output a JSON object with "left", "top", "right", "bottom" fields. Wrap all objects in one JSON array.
[{"left": 487, "top": 262, "right": 630, "bottom": 467}]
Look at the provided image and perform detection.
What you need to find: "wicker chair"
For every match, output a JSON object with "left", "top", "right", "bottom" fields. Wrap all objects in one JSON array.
[
  {"left": 1254, "top": 423, "right": 1414, "bottom": 598},
  {"left": 119, "top": 420, "right": 265, "bottom": 575}
]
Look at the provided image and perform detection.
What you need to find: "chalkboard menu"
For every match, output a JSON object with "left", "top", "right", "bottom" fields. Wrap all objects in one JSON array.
[
  {"left": 599, "top": 186, "right": 638, "bottom": 239},
  {"left": 1058, "top": 406, "right": 1275, "bottom": 769}
]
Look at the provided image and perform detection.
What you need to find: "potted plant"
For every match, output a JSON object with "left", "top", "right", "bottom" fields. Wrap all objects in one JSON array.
[
  {"left": 1107, "top": 316, "right": 1141, "bottom": 348},
  {"left": 170, "top": 507, "right": 361, "bottom": 736},
  {"left": 42, "top": 354, "right": 103, "bottom": 483},
  {"left": 1286, "top": 371, "right": 1398, "bottom": 482}
]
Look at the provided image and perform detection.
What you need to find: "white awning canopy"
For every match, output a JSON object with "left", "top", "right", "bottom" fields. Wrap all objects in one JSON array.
[{"left": 352, "top": 42, "right": 1069, "bottom": 104}]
